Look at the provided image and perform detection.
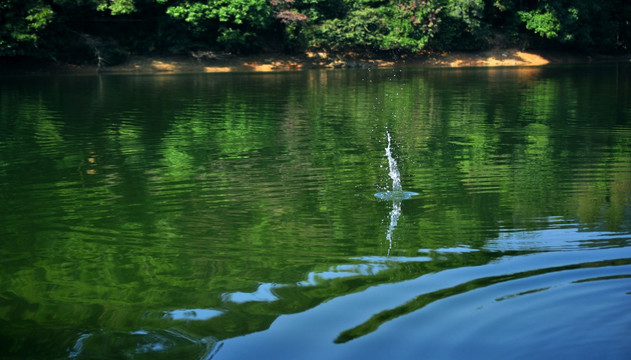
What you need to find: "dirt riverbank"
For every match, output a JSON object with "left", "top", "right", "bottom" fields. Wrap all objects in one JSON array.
[{"left": 2, "top": 48, "right": 629, "bottom": 75}]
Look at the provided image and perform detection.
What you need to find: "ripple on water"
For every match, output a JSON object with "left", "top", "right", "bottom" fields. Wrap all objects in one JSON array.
[
  {"left": 205, "top": 247, "right": 631, "bottom": 360},
  {"left": 68, "top": 328, "right": 216, "bottom": 360}
]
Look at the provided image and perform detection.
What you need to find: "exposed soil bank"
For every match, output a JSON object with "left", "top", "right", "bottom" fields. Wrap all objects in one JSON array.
[{"left": 2, "top": 48, "right": 630, "bottom": 75}]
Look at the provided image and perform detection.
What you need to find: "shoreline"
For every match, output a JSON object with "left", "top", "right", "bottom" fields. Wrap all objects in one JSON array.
[{"left": 2, "top": 48, "right": 630, "bottom": 75}]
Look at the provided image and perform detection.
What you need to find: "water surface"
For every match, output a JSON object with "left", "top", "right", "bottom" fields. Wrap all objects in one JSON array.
[{"left": 1, "top": 65, "right": 630, "bottom": 359}]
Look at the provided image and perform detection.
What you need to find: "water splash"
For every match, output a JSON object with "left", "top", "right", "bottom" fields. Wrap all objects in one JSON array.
[
  {"left": 385, "top": 131, "right": 402, "bottom": 192},
  {"left": 375, "top": 131, "right": 418, "bottom": 201},
  {"left": 374, "top": 131, "right": 418, "bottom": 255}
]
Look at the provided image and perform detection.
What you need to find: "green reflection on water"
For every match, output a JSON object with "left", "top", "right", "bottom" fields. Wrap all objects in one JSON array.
[{"left": 0, "top": 65, "right": 630, "bottom": 358}]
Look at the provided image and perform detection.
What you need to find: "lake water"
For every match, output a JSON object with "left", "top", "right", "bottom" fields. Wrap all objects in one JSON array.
[{"left": 1, "top": 65, "right": 630, "bottom": 359}]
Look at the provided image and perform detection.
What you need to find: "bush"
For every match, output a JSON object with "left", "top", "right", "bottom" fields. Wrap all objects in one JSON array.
[{"left": 308, "top": 1, "right": 440, "bottom": 52}]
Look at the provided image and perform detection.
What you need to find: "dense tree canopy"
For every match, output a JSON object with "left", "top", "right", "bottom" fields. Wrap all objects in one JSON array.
[{"left": 1, "top": 0, "right": 629, "bottom": 61}]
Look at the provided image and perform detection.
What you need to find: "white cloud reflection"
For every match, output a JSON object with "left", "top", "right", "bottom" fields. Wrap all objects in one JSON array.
[
  {"left": 163, "top": 308, "right": 224, "bottom": 321},
  {"left": 222, "top": 283, "right": 281, "bottom": 303}
]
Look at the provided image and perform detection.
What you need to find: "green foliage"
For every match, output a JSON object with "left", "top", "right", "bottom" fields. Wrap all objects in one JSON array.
[
  {"left": 1, "top": 0, "right": 630, "bottom": 59},
  {"left": 518, "top": 9, "right": 561, "bottom": 40},
  {"left": 309, "top": 1, "right": 441, "bottom": 52},
  {"left": 444, "top": 0, "right": 485, "bottom": 29},
  {"left": 0, "top": 0, "right": 54, "bottom": 56},
  {"left": 515, "top": 0, "right": 626, "bottom": 49},
  {"left": 310, "top": 7, "right": 390, "bottom": 50},
  {"left": 163, "top": 0, "right": 272, "bottom": 31},
  {"left": 268, "top": 0, "right": 319, "bottom": 50},
  {"left": 383, "top": 0, "right": 441, "bottom": 51},
  {"left": 161, "top": 0, "right": 272, "bottom": 51},
  {"left": 96, "top": 0, "right": 137, "bottom": 15}
]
